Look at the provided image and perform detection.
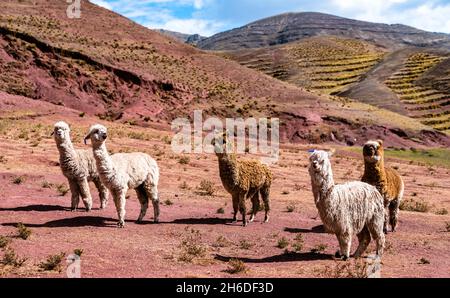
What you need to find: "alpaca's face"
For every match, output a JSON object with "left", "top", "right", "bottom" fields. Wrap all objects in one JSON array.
[
  {"left": 85, "top": 124, "right": 108, "bottom": 145},
  {"left": 211, "top": 132, "right": 232, "bottom": 155},
  {"left": 309, "top": 150, "right": 332, "bottom": 175},
  {"left": 363, "top": 140, "right": 383, "bottom": 164},
  {"left": 53, "top": 122, "right": 70, "bottom": 142}
]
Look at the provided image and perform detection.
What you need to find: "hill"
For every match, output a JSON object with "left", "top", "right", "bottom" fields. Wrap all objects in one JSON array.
[
  {"left": 197, "top": 12, "right": 450, "bottom": 51},
  {"left": 156, "top": 29, "right": 206, "bottom": 46},
  {"left": 0, "top": 1, "right": 448, "bottom": 147}
]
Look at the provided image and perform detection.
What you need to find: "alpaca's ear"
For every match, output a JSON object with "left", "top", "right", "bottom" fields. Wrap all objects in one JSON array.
[
  {"left": 376, "top": 139, "right": 384, "bottom": 147},
  {"left": 327, "top": 148, "right": 336, "bottom": 157},
  {"left": 308, "top": 149, "right": 316, "bottom": 156},
  {"left": 84, "top": 131, "right": 92, "bottom": 145}
]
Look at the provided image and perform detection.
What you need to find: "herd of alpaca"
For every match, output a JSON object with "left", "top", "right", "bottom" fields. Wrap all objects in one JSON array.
[{"left": 52, "top": 122, "right": 404, "bottom": 260}]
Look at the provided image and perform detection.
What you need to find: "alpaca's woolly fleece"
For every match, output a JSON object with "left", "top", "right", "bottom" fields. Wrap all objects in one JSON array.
[
  {"left": 213, "top": 132, "right": 272, "bottom": 226},
  {"left": 362, "top": 140, "right": 404, "bottom": 232},
  {"left": 53, "top": 121, "right": 109, "bottom": 211},
  {"left": 85, "top": 124, "right": 160, "bottom": 228},
  {"left": 308, "top": 150, "right": 385, "bottom": 259}
]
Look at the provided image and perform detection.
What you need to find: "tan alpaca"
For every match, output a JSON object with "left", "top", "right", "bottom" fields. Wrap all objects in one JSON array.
[
  {"left": 212, "top": 132, "right": 272, "bottom": 226},
  {"left": 362, "top": 140, "right": 404, "bottom": 233}
]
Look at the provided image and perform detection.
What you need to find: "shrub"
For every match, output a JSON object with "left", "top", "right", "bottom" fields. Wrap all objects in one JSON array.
[
  {"left": 316, "top": 259, "right": 369, "bottom": 278},
  {"left": 292, "top": 234, "right": 304, "bottom": 252},
  {"left": 164, "top": 199, "right": 174, "bottom": 206},
  {"left": 216, "top": 207, "right": 225, "bottom": 214},
  {"left": 178, "top": 156, "right": 190, "bottom": 165},
  {"left": 418, "top": 258, "right": 430, "bottom": 265},
  {"left": 41, "top": 181, "right": 53, "bottom": 189},
  {"left": 277, "top": 237, "right": 289, "bottom": 249},
  {"left": 179, "top": 181, "right": 190, "bottom": 190},
  {"left": 56, "top": 183, "right": 69, "bottom": 196},
  {"left": 17, "top": 223, "right": 31, "bottom": 240},
  {"left": 1, "top": 248, "right": 27, "bottom": 267},
  {"left": 12, "top": 176, "right": 25, "bottom": 185},
  {"left": 400, "top": 198, "right": 430, "bottom": 213},
  {"left": 178, "top": 228, "right": 206, "bottom": 263},
  {"left": 39, "top": 252, "right": 66, "bottom": 271},
  {"left": 445, "top": 222, "right": 450, "bottom": 232},
  {"left": 74, "top": 249, "right": 83, "bottom": 257},
  {"left": 311, "top": 244, "right": 327, "bottom": 254},
  {"left": 286, "top": 205, "right": 296, "bottom": 212},
  {"left": 0, "top": 236, "right": 10, "bottom": 248},
  {"left": 239, "top": 239, "right": 254, "bottom": 250},
  {"left": 225, "top": 259, "right": 247, "bottom": 274},
  {"left": 196, "top": 180, "right": 216, "bottom": 196},
  {"left": 213, "top": 236, "right": 231, "bottom": 248},
  {"left": 435, "top": 208, "right": 448, "bottom": 215}
]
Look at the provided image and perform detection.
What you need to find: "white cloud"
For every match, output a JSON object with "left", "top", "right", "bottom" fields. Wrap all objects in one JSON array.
[
  {"left": 90, "top": 0, "right": 112, "bottom": 10},
  {"left": 147, "top": 18, "right": 224, "bottom": 36}
]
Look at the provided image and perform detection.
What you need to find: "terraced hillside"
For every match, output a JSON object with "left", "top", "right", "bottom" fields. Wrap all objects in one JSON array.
[
  {"left": 385, "top": 53, "right": 450, "bottom": 134},
  {"left": 225, "top": 37, "right": 385, "bottom": 94}
]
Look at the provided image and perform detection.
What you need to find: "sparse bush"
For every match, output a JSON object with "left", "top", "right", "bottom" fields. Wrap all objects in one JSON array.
[
  {"left": 435, "top": 208, "right": 448, "bottom": 215},
  {"left": 316, "top": 259, "right": 369, "bottom": 278},
  {"left": 277, "top": 237, "right": 289, "bottom": 249},
  {"left": 400, "top": 198, "right": 430, "bottom": 213},
  {"left": 418, "top": 257, "right": 430, "bottom": 265},
  {"left": 216, "top": 207, "right": 225, "bottom": 214},
  {"left": 164, "top": 199, "right": 173, "bottom": 206},
  {"left": 239, "top": 239, "right": 254, "bottom": 250},
  {"left": 41, "top": 181, "right": 53, "bottom": 189},
  {"left": 445, "top": 222, "right": 450, "bottom": 232},
  {"left": 12, "top": 176, "right": 25, "bottom": 185},
  {"left": 79, "top": 112, "right": 85, "bottom": 118},
  {"left": 213, "top": 236, "right": 231, "bottom": 248},
  {"left": 178, "top": 156, "right": 190, "bottom": 165},
  {"left": 179, "top": 181, "right": 190, "bottom": 190},
  {"left": 1, "top": 248, "right": 27, "bottom": 267},
  {"left": 0, "top": 156, "right": 7, "bottom": 163},
  {"left": 282, "top": 190, "right": 290, "bottom": 195},
  {"left": 286, "top": 205, "right": 296, "bottom": 212},
  {"left": 178, "top": 228, "right": 206, "bottom": 263},
  {"left": 292, "top": 234, "right": 304, "bottom": 252},
  {"left": 225, "top": 259, "right": 247, "bottom": 274},
  {"left": 196, "top": 180, "right": 216, "bottom": 196},
  {"left": 17, "top": 223, "right": 31, "bottom": 240},
  {"left": 311, "top": 244, "right": 327, "bottom": 254},
  {"left": 56, "top": 183, "right": 69, "bottom": 196},
  {"left": 0, "top": 236, "right": 10, "bottom": 248},
  {"left": 39, "top": 252, "right": 66, "bottom": 271}
]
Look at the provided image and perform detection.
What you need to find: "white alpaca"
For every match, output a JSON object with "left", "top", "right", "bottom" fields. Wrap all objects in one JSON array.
[
  {"left": 52, "top": 121, "right": 109, "bottom": 211},
  {"left": 308, "top": 150, "right": 385, "bottom": 260},
  {"left": 84, "top": 124, "right": 160, "bottom": 228}
]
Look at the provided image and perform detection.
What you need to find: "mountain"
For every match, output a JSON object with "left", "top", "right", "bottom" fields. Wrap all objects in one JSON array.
[
  {"left": 197, "top": 12, "right": 450, "bottom": 51},
  {"left": 0, "top": 0, "right": 448, "bottom": 146},
  {"left": 156, "top": 29, "right": 206, "bottom": 46}
]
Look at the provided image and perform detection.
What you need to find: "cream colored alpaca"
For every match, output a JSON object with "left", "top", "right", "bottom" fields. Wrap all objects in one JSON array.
[
  {"left": 308, "top": 150, "right": 385, "bottom": 260},
  {"left": 84, "top": 124, "right": 160, "bottom": 228},
  {"left": 52, "top": 121, "right": 108, "bottom": 211}
]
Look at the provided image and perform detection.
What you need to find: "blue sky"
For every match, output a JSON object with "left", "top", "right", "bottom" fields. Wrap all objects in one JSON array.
[{"left": 90, "top": 0, "right": 450, "bottom": 36}]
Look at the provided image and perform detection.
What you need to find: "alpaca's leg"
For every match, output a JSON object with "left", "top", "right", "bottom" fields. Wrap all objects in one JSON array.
[
  {"left": 93, "top": 178, "right": 109, "bottom": 209},
  {"left": 78, "top": 178, "right": 93, "bottom": 212},
  {"left": 260, "top": 185, "right": 271, "bottom": 223},
  {"left": 368, "top": 222, "right": 385, "bottom": 257},
  {"left": 143, "top": 180, "right": 160, "bottom": 223},
  {"left": 388, "top": 199, "right": 400, "bottom": 232},
  {"left": 232, "top": 194, "right": 239, "bottom": 222},
  {"left": 113, "top": 188, "right": 127, "bottom": 228},
  {"left": 337, "top": 233, "right": 352, "bottom": 260},
  {"left": 249, "top": 192, "right": 259, "bottom": 223},
  {"left": 239, "top": 193, "right": 248, "bottom": 227},
  {"left": 135, "top": 186, "right": 149, "bottom": 224},
  {"left": 353, "top": 226, "right": 371, "bottom": 258},
  {"left": 68, "top": 179, "right": 80, "bottom": 211},
  {"left": 383, "top": 206, "right": 389, "bottom": 234}
]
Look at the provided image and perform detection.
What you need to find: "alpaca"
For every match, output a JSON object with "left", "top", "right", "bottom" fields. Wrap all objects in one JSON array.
[
  {"left": 212, "top": 132, "right": 272, "bottom": 227},
  {"left": 52, "top": 121, "right": 109, "bottom": 211},
  {"left": 362, "top": 140, "right": 404, "bottom": 233},
  {"left": 308, "top": 150, "right": 385, "bottom": 260},
  {"left": 84, "top": 124, "right": 160, "bottom": 228}
]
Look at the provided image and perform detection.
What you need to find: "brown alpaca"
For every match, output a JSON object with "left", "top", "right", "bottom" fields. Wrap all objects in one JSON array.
[
  {"left": 362, "top": 140, "right": 404, "bottom": 233},
  {"left": 212, "top": 132, "right": 272, "bottom": 226}
]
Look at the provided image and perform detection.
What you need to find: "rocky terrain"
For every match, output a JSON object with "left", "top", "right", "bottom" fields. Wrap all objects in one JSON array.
[
  {"left": 197, "top": 12, "right": 450, "bottom": 51},
  {"left": 156, "top": 29, "right": 206, "bottom": 46}
]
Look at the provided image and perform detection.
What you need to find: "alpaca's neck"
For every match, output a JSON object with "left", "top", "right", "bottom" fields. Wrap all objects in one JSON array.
[
  {"left": 217, "top": 153, "right": 239, "bottom": 188},
  {"left": 312, "top": 169, "right": 335, "bottom": 205},
  {"left": 92, "top": 143, "right": 116, "bottom": 183},
  {"left": 56, "top": 140, "right": 77, "bottom": 165},
  {"left": 364, "top": 158, "right": 385, "bottom": 181}
]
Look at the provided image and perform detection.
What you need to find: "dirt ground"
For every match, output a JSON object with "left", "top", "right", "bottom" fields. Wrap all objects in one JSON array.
[{"left": 0, "top": 107, "right": 449, "bottom": 278}]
